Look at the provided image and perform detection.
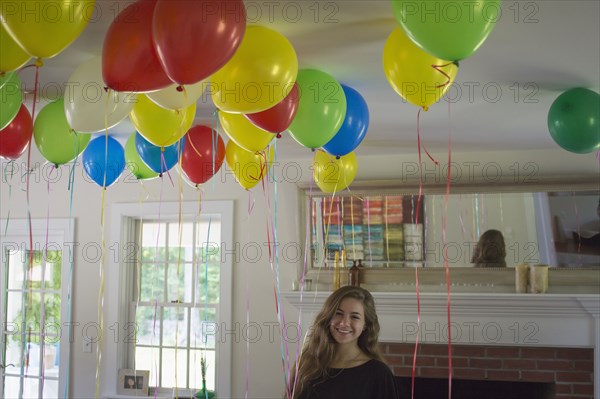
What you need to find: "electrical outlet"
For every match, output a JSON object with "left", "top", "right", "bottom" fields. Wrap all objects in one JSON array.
[{"left": 83, "top": 340, "right": 92, "bottom": 353}]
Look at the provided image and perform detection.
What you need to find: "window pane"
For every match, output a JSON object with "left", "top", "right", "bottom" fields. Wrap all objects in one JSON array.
[
  {"left": 166, "top": 263, "right": 193, "bottom": 303},
  {"left": 195, "top": 263, "right": 220, "bottom": 304},
  {"left": 43, "top": 343, "right": 60, "bottom": 375},
  {"left": 4, "top": 335, "right": 23, "bottom": 370},
  {"left": 142, "top": 222, "right": 166, "bottom": 262},
  {"left": 3, "top": 376, "right": 21, "bottom": 399},
  {"left": 134, "top": 305, "right": 161, "bottom": 346},
  {"left": 190, "top": 308, "right": 216, "bottom": 349},
  {"left": 139, "top": 264, "right": 166, "bottom": 302},
  {"left": 161, "top": 348, "right": 188, "bottom": 388},
  {"left": 189, "top": 350, "right": 216, "bottom": 391},
  {"left": 167, "top": 221, "right": 195, "bottom": 263},
  {"left": 9, "top": 292, "right": 42, "bottom": 336},
  {"left": 44, "top": 250, "right": 62, "bottom": 289},
  {"left": 162, "top": 307, "right": 188, "bottom": 347},
  {"left": 6, "top": 249, "right": 25, "bottom": 290},
  {"left": 24, "top": 342, "right": 42, "bottom": 376},
  {"left": 135, "top": 346, "right": 160, "bottom": 387},
  {"left": 44, "top": 294, "right": 61, "bottom": 325},
  {"left": 43, "top": 378, "right": 59, "bottom": 398}
]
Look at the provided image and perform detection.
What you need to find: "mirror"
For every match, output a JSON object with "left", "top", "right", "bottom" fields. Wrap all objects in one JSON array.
[{"left": 305, "top": 185, "right": 600, "bottom": 269}]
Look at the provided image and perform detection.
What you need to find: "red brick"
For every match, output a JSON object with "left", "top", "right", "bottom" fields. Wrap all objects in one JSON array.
[
  {"left": 555, "top": 348, "right": 593, "bottom": 361},
  {"left": 486, "top": 370, "right": 520, "bottom": 381},
  {"left": 439, "top": 357, "right": 468, "bottom": 368},
  {"left": 503, "top": 359, "right": 536, "bottom": 369},
  {"left": 385, "top": 355, "right": 404, "bottom": 366},
  {"left": 469, "top": 358, "right": 502, "bottom": 369},
  {"left": 385, "top": 343, "right": 413, "bottom": 355},
  {"left": 416, "top": 356, "right": 436, "bottom": 366},
  {"left": 573, "top": 383, "right": 594, "bottom": 395},
  {"left": 556, "top": 371, "right": 592, "bottom": 383},
  {"left": 452, "top": 345, "right": 486, "bottom": 357},
  {"left": 554, "top": 383, "right": 573, "bottom": 394},
  {"left": 521, "top": 347, "right": 556, "bottom": 359},
  {"left": 419, "top": 367, "right": 449, "bottom": 378},
  {"left": 520, "top": 371, "right": 555, "bottom": 382},
  {"left": 393, "top": 367, "right": 412, "bottom": 377},
  {"left": 486, "top": 347, "right": 520, "bottom": 358},
  {"left": 574, "top": 360, "right": 594, "bottom": 372},
  {"left": 452, "top": 368, "right": 486, "bottom": 380},
  {"left": 537, "top": 359, "right": 574, "bottom": 371},
  {"left": 418, "top": 344, "right": 448, "bottom": 356}
]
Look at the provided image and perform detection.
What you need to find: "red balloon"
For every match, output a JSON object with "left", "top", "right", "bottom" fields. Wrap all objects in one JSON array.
[
  {"left": 102, "top": 0, "right": 171, "bottom": 92},
  {"left": 0, "top": 104, "right": 33, "bottom": 160},
  {"left": 181, "top": 125, "right": 226, "bottom": 186},
  {"left": 245, "top": 83, "right": 299, "bottom": 133},
  {"left": 153, "top": 0, "right": 246, "bottom": 85}
]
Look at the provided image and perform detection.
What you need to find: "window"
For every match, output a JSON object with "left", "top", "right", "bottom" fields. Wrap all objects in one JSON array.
[
  {"left": 0, "top": 218, "right": 73, "bottom": 399},
  {"left": 106, "top": 202, "right": 232, "bottom": 398}
]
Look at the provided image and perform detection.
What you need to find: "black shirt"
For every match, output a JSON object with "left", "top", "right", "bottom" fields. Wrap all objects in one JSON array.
[{"left": 297, "top": 359, "right": 397, "bottom": 399}]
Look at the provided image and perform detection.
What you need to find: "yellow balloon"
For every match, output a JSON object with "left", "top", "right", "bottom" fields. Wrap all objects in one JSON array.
[
  {"left": 0, "top": 0, "right": 95, "bottom": 59},
  {"left": 0, "top": 23, "right": 30, "bottom": 72},
  {"left": 130, "top": 95, "right": 196, "bottom": 147},
  {"left": 211, "top": 25, "right": 298, "bottom": 114},
  {"left": 218, "top": 111, "right": 275, "bottom": 153},
  {"left": 313, "top": 150, "right": 358, "bottom": 194},
  {"left": 383, "top": 27, "right": 458, "bottom": 110},
  {"left": 225, "top": 141, "right": 273, "bottom": 190}
]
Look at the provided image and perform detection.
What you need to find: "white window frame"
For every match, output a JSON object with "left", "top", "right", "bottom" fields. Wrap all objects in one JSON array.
[
  {"left": 0, "top": 218, "right": 74, "bottom": 399},
  {"left": 103, "top": 202, "right": 233, "bottom": 399}
]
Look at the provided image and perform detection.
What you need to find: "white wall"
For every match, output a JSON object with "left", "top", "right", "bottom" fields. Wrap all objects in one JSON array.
[{"left": 0, "top": 145, "right": 597, "bottom": 398}]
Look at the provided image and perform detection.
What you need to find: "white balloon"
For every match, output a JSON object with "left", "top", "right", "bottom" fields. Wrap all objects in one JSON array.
[
  {"left": 64, "top": 56, "right": 137, "bottom": 133},
  {"left": 146, "top": 80, "right": 206, "bottom": 110}
]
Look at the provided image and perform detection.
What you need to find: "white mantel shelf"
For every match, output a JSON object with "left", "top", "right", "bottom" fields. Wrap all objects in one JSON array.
[
  {"left": 284, "top": 292, "right": 600, "bottom": 318},
  {"left": 284, "top": 291, "right": 600, "bottom": 397}
]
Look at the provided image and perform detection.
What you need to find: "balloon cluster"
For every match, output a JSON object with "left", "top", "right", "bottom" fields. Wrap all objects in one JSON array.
[
  {"left": 384, "top": 0, "right": 501, "bottom": 110},
  {"left": 0, "top": 0, "right": 372, "bottom": 193}
]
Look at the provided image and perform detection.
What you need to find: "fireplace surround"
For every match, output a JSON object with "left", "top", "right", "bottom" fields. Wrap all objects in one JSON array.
[{"left": 284, "top": 292, "right": 599, "bottom": 399}]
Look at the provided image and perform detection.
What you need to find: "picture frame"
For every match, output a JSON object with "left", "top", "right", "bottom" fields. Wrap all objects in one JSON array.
[{"left": 117, "top": 368, "right": 150, "bottom": 396}]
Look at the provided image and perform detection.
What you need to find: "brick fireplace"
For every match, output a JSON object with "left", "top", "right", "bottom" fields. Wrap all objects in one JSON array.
[
  {"left": 284, "top": 292, "right": 600, "bottom": 399},
  {"left": 381, "top": 342, "right": 594, "bottom": 398}
]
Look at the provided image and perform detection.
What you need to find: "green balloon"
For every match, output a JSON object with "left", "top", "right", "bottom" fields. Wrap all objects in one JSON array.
[
  {"left": 547, "top": 88, "right": 600, "bottom": 154},
  {"left": 0, "top": 71, "right": 23, "bottom": 130},
  {"left": 124, "top": 133, "right": 159, "bottom": 180},
  {"left": 288, "top": 69, "right": 347, "bottom": 149},
  {"left": 391, "top": 0, "right": 501, "bottom": 61},
  {"left": 33, "top": 98, "right": 91, "bottom": 165}
]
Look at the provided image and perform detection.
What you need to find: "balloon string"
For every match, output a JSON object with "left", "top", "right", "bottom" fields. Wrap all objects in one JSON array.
[
  {"left": 410, "top": 266, "right": 421, "bottom": 399},
  {"left": 475, "top": 193, "right": 481, "bottom": 239},
  {"left": 350, "top": 196, "right": 356, "bottom": 261},
  {"left": 94, "top": 185, "right": 107, "bottom": 399},
  {"left": 444, "top": 98, "right": 454, "bottom": 399},
  {"left": 3, "top": 160, "right": 16, "bottom": 234},
  {"left": 248, "top": 150, "right": 268, "bottom": 182},
  {"left": 432, "top": 62, "right": 456, "bottom": 89}
]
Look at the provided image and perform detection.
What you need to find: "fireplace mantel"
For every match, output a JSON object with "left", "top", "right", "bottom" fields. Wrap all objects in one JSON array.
[{"left": 283, "top": 291, "right": 600, "bottom": 397}]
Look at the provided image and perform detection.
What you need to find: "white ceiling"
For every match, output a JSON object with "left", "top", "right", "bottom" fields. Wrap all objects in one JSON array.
[{"left": 16, "top": 0, "right": 600, "bottom": 160}]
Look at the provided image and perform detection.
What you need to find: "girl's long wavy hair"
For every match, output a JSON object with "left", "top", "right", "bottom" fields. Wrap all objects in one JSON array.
[
  {"left": 471, "top": 229, "right": 507, "bottom": 267},
  {"left": 287, "top": 286, "right": 385, "bottom": 399}
]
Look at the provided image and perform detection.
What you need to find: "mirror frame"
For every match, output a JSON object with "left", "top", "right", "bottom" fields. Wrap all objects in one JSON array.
[{"left": 296, "top": 176, "right": 599, "bottom": 294}]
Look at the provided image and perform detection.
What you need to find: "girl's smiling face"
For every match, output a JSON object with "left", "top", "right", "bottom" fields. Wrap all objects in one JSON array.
[{"left": 329, "top": 297, "right": 366, "bottom": 345}]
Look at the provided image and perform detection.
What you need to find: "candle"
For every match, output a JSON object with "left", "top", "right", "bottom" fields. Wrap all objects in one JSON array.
[
  {"left": 529, "top": 265, "right": 549, "bottom": 294},
  {"left": 515, "top": 264, "right": 529, "bottom": 293},
  {"left": 333, "top": 251, "right": 341, "bottom": 290}
]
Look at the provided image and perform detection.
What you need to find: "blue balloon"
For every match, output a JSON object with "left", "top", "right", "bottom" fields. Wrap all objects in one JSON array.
[
  {"left": 322, "top": 85, "right": 369, "bottom": 157},
  {"left": 82, "top": 135, "right": 125, "bottom": 187},
  {"left": 135, "top": 132, "right": 184, "bottom": 174}
]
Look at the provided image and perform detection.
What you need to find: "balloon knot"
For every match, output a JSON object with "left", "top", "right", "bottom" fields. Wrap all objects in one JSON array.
[
  {"left": 35, "top": 58, "right": 44, "bottom": 68},
  {"left": 311, "top": 148, "right": 316, "bottom": 152},
  {"left": 176, "top": 85, "right": 184, "bottom": 92},
  {"left": 159, "top": 173, "right": 163, "bottom": 178},
  {"left": 336, "top": 156, "right": 341, "bottom": 160},
  {"left": 422, "top": 106, "right": 429, "bottom": 112},
  {"left": 104, "top": 86, "right": 109, "bottom": 93},
  {"left": 276, "top": 133, "right": 282, "bottom": 139},
  {"left": 453, "top": 61, "right": 460, "bottom": 68}
]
